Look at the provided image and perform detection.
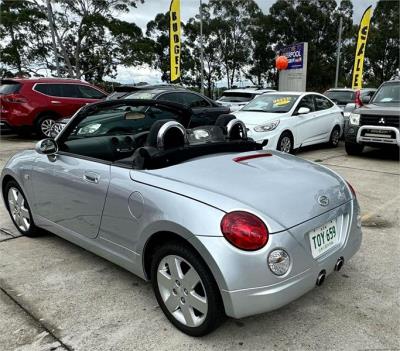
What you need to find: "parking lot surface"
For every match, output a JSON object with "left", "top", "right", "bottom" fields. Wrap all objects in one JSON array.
[{"left": 0, "top": 134, "right": 399, "bottom": 351}]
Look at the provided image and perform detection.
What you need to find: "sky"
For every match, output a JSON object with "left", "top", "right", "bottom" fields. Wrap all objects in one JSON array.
[{"left": 112, "top": 0, "right": 379, "bottom": 85}]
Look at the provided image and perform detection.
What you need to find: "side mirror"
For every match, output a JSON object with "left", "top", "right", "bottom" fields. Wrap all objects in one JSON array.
[
  {"left": 297, "top": 107, "right": 310, "bottom": 115},
  {"left": 35, "top": 138, "right": 58, "bottom": 155},
  {"left": 361, "top": 95, "right": 371, "bottom": 104}
]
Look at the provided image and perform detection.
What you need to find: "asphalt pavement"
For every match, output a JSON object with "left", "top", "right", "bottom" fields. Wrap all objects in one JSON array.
[{"left": 0, "top": 133, "right": 399, "bottom": 351}]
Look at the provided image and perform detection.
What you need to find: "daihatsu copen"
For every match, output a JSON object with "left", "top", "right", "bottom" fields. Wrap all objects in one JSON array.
[{"left": 1, "top": 99, "right": 362, "bottom": 336}]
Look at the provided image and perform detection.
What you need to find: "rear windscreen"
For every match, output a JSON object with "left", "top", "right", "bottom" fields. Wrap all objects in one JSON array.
[
  {"left": 0, "top": 82, "right": 21, "bottom": 95},
  {"left": 218, "top": 92, "right": 255, "bottom": 102},
  {"left": 324, "top": 91, "right": 355, "bottom": 104}
]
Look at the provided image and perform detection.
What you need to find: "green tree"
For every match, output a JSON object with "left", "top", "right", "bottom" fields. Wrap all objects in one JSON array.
[
  {"left": 365, "top": 0, "right": 400, "bottom": 85},
  {"left": 207, "top": 0, "right": 261, "bottom": 88},
  {"left": 0, "top": 0, "right": 49, "bottom": 76},
  {"left": 185, "top": 5, "right": 222, "bottom": 96},
  {"left": 244, "top": 13, "right": 276, "bottom": 86},
  {"left": 48, "top": 0, "right": 147, "bottom": 80},
  {"left": 146, "top": 12, "right": 193, "bottom": 84},
  {"left": 268, "top": 0, "right": 355, "bottom": 91}
]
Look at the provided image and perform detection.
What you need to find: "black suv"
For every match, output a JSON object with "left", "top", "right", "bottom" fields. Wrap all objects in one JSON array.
[
  {"left": 122, "top": 86, "right": 230, "bottom": 127},
  {"left": 344, "top": 79, "right": 400, "bottom": 155}
]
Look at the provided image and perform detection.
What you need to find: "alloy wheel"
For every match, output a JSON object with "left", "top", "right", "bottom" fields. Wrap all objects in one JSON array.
[
  {"left": 279, "top": 136, "right": 292, "bottom": 153},
  {"left": 157, "top": 255, "right": 208, "bottom": 327},
  {"left": 7, "top": 187, "right": 31, "bottom": 232},
  {"left": 331, "top": 129, "right": 340, "bottom": 146},
  {"left": 40, "top": 118, "right": 56, "bottom": 137}
]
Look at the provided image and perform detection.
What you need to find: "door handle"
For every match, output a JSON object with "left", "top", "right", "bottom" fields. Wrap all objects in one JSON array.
[
  {"left": 83, "top": 172, "right": 100, "bottom": 184},
  {"left": 51, "top": 100, "right": 62, "bottom": 104}
]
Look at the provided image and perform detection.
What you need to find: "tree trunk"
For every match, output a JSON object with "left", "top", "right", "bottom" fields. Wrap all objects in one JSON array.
[{"left": 46, "top": 0, "right": 74, "bottom": 77}]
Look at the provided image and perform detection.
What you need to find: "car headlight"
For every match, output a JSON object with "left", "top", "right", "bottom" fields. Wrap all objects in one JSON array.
[
  {"left": 268, "top": 249, "right": 290, "bottom": 276},
  {"left": 349, "top": 113, "right": 360, "bottom": 126},
  {"left": 254, "top": 120, "right": 280, "bottom": 132}
]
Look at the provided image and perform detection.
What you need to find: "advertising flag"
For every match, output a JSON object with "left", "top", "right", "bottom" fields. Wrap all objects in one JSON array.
[
  {"left": 352, "top": 6, "right": 373, "bottom": 89},
  {"left": 169, "top": 0, "right": 181, "bottom": 83}
]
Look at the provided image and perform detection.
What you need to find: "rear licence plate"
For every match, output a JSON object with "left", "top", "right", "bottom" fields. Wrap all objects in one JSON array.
[{"left": 309, "top": 219, "right": 339, "bottom": 258}]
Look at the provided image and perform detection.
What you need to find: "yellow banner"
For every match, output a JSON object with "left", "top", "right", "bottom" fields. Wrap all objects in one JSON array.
[
  {"left": 352, "top": 6, "right": 373, "bottom": 89},
  {"left": 170, "top": 0, "right": 181, "bottom": 83}
]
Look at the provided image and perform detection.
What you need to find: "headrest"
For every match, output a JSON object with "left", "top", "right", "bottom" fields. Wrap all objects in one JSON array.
[
  {"left": 215, "top": 114, "right": 236, "bottom": 128},
  {"left": 146, "top": 119, "right": 187, "bottom": 150},
  {"left": 226, "top": 119, "right": 247, "bottom": 140}
]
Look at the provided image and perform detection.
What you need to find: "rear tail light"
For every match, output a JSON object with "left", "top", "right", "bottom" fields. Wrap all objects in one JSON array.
[
  {"left": 2, "top": 94, "right": 28, "bottom": 103},
  {"left": 220, "top": 211, "right": 268, "bottom": 251},
  {"left": 346, "top": 181, "right": 356, "bottom": 198},
  {"left": 355, "top": 90, "right": 362, "bottom": 108}
]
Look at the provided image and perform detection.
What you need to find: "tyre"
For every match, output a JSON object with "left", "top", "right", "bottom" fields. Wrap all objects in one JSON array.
[
  {"left": 36, "top": 115, "right": 57, "bottom": 138},
  {"left": 345, "top": 142, "right": 364, "bottom": 155},
  {"left": 328, "top": 126, "right": 341, "bottom": 147},
  {"left": 151, "top": 242, "right": 225, "bottom": 336},
  {"left": 4, "top": 180, "right": 39, "bottom": 237},
  {"left": 277, "top": 132, "right": 293, "bottom": 153}
]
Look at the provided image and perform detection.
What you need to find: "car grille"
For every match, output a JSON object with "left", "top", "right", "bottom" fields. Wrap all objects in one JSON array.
[{"left": 360, "top": 115, "right": 399, "bottom": 128}]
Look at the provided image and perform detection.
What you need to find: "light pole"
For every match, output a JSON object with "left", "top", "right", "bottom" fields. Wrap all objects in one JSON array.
[
  {"left": 334, "top": 16, "right": 343, "bottom": 88},
  {"left": 199, "top": 0, "right": 205, "bottom": 95}
]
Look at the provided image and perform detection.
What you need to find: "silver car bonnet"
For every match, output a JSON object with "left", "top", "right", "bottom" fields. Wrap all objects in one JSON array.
[{"left": 130, "top": 150, "right": 351, "bottom": 233}]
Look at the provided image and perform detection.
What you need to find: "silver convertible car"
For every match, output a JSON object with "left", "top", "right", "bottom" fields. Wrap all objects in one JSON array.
[{"left": 1, "top": 100, "right": 362, "bottom": 336}]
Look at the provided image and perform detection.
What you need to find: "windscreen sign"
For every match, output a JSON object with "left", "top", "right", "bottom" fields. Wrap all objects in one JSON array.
[{"left": 279, "top": 43, "right": 304, "bottom": 70}]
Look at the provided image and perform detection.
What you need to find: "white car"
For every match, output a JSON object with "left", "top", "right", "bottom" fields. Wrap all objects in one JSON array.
[
  {"left": 233, "top": 92, "right": 344, "bottom": 153},
  {"left": 216, "top": 88, "right": 275, "bottom": 112}
]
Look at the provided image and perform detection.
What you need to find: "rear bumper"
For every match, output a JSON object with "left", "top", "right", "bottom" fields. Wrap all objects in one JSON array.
[
  {"left": 222, "top": 223, "right": 361, "bottom": 318},
  {"left": 196, "top": 199, "right": 362, "bottom": 319}
]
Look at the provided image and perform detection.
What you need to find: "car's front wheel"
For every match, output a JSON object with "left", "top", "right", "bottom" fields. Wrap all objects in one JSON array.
[
  {"left": 277, "top": 132, "right": 293, "bottom": 153},
  {"left": 345, "top": 142, "right": 364, "bottom": 155},
  {"left": 5, "top": 180, "right": 39, "bottom": 237},
  {"left": 151, "top": 242, "right": 225, "bottom": 336}
]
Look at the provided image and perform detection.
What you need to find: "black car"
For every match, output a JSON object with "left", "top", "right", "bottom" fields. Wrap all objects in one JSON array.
[
  {"left": 105, "top": 84, "right": 179, "bottom": 101},
  {"left": 344, "top": 79, "right": 400, "bottom": 155},
  {"left": 324, "top": 88, "right": 376, "bottom": 110},
  {"left": 122, "top": 86, "right": 230, "bottom": 127}
]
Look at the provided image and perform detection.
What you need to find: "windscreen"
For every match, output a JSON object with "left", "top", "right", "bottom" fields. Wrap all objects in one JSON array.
[
  {"left": 241, "top": 94, "right": 298, "bottom": 113},
  {"left": 0, "top": 82, "right": 21, "bottom": 95},
  {"left": 371, "top": 83, "right": 400, "bottom": 105},
  {"left": 124, "top": 91, "right": 158, "bottom": 100},
  {"left": 218, "top": 92, "right": 255, "bottom": 103},
  {"left": 324, "top": 90, "right": 355, "bottom": 104}
]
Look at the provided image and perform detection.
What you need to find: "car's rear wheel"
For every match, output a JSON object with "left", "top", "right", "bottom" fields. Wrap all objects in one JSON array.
[
  {"left": 345, "top": 142, "right": 364, "bottom": 155},
  {"left": 151, "top": 242, "right": 224, "bottom": 336},
  {"left": 36, "top": 115, "right": 57, "bottom": 138},
  {"left": 4, "top": 180, "right": 39, "bottom": 237},
  {"left": 328, "top": 126, "right": 341, "bottom": 147},
  {"left": 277, "top": 132, "right": 293, "bottom": 153}
]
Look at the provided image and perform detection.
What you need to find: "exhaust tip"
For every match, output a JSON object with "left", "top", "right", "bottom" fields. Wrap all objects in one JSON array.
[
  {"left": 335, "top": 257, "right": 345, "bottom": 272},
  {"left": 316, "top": 270, "right": 326, "bottom": 286}
]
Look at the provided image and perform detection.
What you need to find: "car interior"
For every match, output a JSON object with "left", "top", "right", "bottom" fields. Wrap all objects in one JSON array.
[{"left": 58, "top": 103, "right": 261, "bottom": 169}]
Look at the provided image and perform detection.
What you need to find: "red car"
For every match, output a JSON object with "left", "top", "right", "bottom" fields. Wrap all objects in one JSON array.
[{"left": 0, "top": 78, "right": 107, "bottom": 137}]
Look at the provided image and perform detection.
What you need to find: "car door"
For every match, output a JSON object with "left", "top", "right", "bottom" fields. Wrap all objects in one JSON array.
[
  {"left": 293, "top": 94, "right": 319, "bottom": 145},
  {"left": 183, "top": 92, "right": 227, "bottom": 126},
  {"left": 313, "top": 94, "right": 337, "bottom": 141},
  {"left": 34, "top": 83, "right": 81, "bottom": 118},
  {"left": 32, "top": 154, "right": 110, "bottom": 238},
  {"left": 31, "top": 103, "right": 113, "bottom": 238}
]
